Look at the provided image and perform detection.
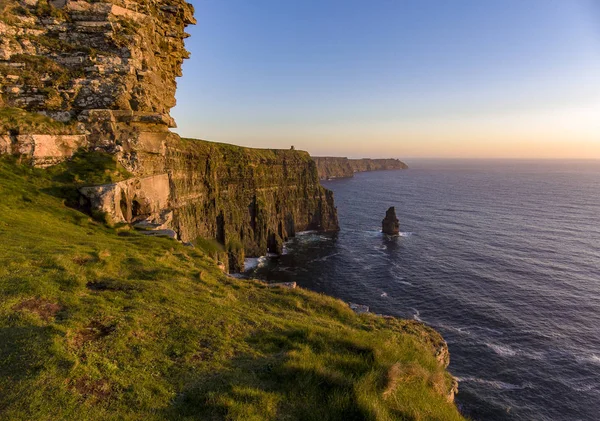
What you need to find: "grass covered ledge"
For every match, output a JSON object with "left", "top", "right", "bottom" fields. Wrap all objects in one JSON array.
[{"left": 0, "top": 157, "right": 465, "bottom": 421}]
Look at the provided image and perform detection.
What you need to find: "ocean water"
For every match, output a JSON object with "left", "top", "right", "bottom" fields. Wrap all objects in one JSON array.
[{"left": 247, "top": 160, "right": 600, "bottom": 421}]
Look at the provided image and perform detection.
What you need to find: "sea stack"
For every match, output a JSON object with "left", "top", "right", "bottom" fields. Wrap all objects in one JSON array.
[{"left": 382, "top": 207, "right": 400, "bottom": 236}]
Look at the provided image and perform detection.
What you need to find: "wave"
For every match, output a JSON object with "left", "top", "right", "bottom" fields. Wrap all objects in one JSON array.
[
  {"left": 484, "top": 342, "right": 545, "bottom": 361},
  {"left": 486, "top": 343, "right": 518, "bottom": 357},
  {"left": 412, "top": 308, "right": 423, "bottom": 322},
  {"left": 295, "top": 230, "right": 319, "bottom": 236},
  {"left": 244, "top": 256, "right": 268, "bottom": 271},
  {"left": 312, "top": 252, "right": 340, "bottom": 263},
  {"left": 575, "top": 353, "right": 600, "bottom": 366},
  {"left": 456, "top": 376, "right": 530, "bottom": 391}
]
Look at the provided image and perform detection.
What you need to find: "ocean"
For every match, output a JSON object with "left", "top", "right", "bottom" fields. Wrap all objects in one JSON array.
[{"left": 246, "top": 160, "right": 600, "bottom": 421}]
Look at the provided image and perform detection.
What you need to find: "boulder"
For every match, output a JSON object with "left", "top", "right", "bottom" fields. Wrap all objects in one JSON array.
[
  {"left": 349, "top": 303, "right": 370, "bottom": 314},
  {"left": 269, "top": 282, "right": 297, "bottom": 289},
  {"left": 382, "top": 207, "right": 400, "bottom": 236}
]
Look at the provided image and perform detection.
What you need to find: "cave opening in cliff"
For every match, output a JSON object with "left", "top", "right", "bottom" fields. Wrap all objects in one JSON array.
[{"left": 131, "top": 199, "right": 142, "bottom": 221}]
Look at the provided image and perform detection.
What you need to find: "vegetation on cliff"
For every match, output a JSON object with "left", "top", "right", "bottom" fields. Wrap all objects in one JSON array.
[
  {"left": 0, "top": 157, "right": 465, "bottom": 420},
  {"left": 0, "top": 107, "right": 78, "bottom": 135}
]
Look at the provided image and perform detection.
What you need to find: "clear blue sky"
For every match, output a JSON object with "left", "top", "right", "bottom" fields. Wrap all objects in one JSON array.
[{"left": 172, "top": 0, "right": 600, "bottom": 159}]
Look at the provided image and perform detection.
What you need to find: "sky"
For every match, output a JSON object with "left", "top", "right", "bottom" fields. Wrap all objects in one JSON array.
[{"left": 171, "top": 0, "right": 600, "bottom": 159}]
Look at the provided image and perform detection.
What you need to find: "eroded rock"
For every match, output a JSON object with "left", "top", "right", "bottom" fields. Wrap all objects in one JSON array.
[{"left": 382, "top": 206, "right": 400, "bottom": 236}]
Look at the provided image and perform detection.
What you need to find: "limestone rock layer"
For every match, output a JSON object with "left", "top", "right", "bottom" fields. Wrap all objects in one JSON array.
[{"left": 0, "top": 0, "right": 195, "bottom": 129}]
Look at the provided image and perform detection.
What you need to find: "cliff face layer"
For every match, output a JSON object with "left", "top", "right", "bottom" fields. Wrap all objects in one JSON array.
[{"left": 313, "top": 157, "right": 408, "bottom": 180}]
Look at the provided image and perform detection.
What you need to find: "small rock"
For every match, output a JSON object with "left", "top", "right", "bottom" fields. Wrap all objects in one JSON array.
[
  {"left": 268, "top": 282, "right": 297, "bottom": 289},
  {"left": 349, "top": 302, "right": 370, "bottom": 314}
]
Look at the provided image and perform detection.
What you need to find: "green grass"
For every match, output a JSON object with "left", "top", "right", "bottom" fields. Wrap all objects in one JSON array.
[
  {"left": 0, "top": 108, "right": 78, "bottom": 135},
  {"left": 0, "top": 157, "right": 466, "bottom": 421},
  {"left": 181, "top": 137, "right": 313, "bottom": 163}
]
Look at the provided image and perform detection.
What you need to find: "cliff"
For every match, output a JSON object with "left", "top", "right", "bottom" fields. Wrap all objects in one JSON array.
[
  {"left": 0, "top": 0, "right": 338, "bottom": 271},
  {"left": 313, "top": 156, "right": 408, "bottom": 180},
  {"left": 81, "top": 139, "right": 339, "bottom": 272}
]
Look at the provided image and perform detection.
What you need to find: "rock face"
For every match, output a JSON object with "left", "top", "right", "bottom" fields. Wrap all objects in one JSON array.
[
  {"left": 0, "top": 0, "right": 195, "bottom": 166},
  {"left": 382, "top": 206, "right": 400, "bottom": 236},
  {"left": 312, "top": 157, "right": 355, "bottom": 179},
  {"left": 0, "top": 0, "right": 340, "bottom": 272},
  {"left": 0, "top": 0, "right": 194, "bottom": 126},
  {"left": 313, "top": 157, "right": 408, "bottom": 180},
  {"left": 1, "top": 133, "right": 87, "bottom": 167}
]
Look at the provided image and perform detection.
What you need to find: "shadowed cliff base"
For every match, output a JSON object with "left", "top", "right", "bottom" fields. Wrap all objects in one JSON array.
[{"left": 313, "top": 157, "right": 409, "bottom": 180}]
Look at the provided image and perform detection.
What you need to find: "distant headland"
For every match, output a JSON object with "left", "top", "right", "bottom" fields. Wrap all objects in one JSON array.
[{"left": 313, "top": 156, "right": 408, "bottom": 180}]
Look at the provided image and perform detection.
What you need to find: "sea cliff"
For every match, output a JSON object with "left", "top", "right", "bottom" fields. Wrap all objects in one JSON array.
[
  {"left": 313, "top": 156, "right": 408, "bottom": 180},
  {"left": 81, "top": 138, "right": 339, "bottom": 272},
  {"left": 0, "top": 0, "right": 338, "bottom": 270}
]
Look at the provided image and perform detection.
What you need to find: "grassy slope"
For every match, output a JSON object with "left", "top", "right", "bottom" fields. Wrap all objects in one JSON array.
[{"left": 0, "top": 157, "right": 465, "bottom": 421}]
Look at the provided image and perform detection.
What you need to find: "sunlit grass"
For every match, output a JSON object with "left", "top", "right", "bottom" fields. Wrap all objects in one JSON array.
[{"left": 0, "top": 157, "right": 465, "bottom": 420}]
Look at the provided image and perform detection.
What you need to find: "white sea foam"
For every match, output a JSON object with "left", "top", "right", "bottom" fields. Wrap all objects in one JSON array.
[
  {"left": 296, "top": 230, "right": 318, "bottom": 236},
  {"left": 575, "top": 353, "right": 600, "bottom": 366},
  {"left": 412, "top": 308, "right": 422, "bottom": 322},
  {"left": 244, "top": 257, "right": 262, "bottom": 270},
  {"left": 456, "top": 376, "right": 529, "bottom": 391},
  {"left": 486, "top": 343, "right": 518, "bottom": 357}
]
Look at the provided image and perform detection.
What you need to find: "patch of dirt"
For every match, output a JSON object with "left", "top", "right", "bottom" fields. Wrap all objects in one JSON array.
[
  {"left": 72, "top": 256, "right": 94, "bottom": 265},
  {"left": 70, "top": 320, "right": 117, "bottom": 348},
  {"left": 86, "top": 279, "right": 138, "bottom": 292},
  {"left": 13, "top": 298, "right": 62, "bottom": 322},
  {"left": 71, "top": 376, "right": 112, "bottom": 400}
]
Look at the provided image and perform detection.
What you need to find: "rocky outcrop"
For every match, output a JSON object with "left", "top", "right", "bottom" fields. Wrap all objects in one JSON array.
[
  {"left": 382, "top": 206, "right": 400, "bottom": 236},
  {"left": 0, "top": 0, "right": 195, "bottom": 165},
  {"left": 313, "top": 157, "right": 408, "bottom": 180},
  {"left": 1, "top": 133, "right": 87, "bottom": 167},
  {"left": 0, "top": 0, "right": 194, "bottom": 125}
]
